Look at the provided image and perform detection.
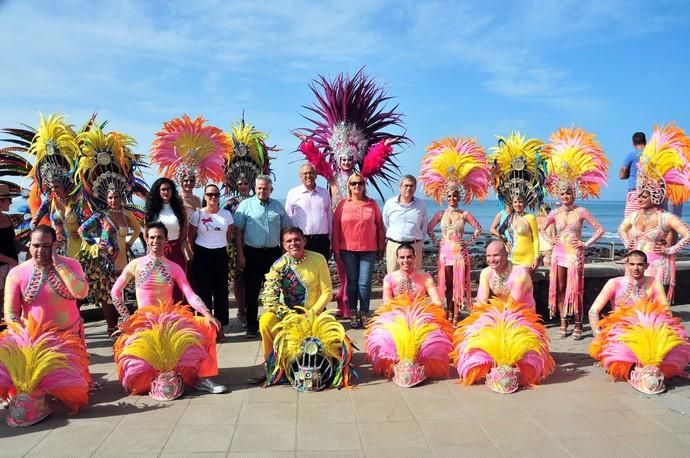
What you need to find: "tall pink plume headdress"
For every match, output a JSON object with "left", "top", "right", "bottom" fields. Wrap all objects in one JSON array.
[
  {"left": 589, "top": 299, "right": 690, "bottom": 394},
  {"left": 452, "top": 297, "right": 555, "bottom": 394},
  {"left": 113, "top": 300, "right": 214, "bottom": 401},
  {"left": 295, "top": 68, "right": 410, "bottom": 197},
  {"left": 636, "top": 123, "right": 690, "bottom": 206},
  {"left": 151, "top": 114, "right": 232, "bottom": 187},
  {"left": 542, "top": 127, "right": 609, "bottom": 199},
  {"left": 365, "top": 295, "right": 453, "bottom": 387},
  {"left": 419, "top": 136, "right": 491, "bottom": 205},
  {"left": 0, "top": 312, "right": 90, "bottom": 427}
]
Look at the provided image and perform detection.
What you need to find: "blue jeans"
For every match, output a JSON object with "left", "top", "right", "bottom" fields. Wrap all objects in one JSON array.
[{"left": 340, "top": 250, "right": 376, "bottom": 314}]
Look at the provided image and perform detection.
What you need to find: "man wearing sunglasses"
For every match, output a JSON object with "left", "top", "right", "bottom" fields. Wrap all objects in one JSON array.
[
  {"left": 233, "top": 175, "right": 291, "bottom": 338},
  {"left": 285, "top": 164, "right": 332, "bottom": 261}
]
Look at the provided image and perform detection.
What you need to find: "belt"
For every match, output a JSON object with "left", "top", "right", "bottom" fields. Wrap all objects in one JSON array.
[{"left": 386, "top": 238, "right": 421, "bottom": 244}]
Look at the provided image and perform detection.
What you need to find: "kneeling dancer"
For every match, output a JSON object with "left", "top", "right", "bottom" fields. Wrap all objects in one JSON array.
[
  {"left": 260, "top": 227, "right": 354, "bottom": 390},
  {"left": 111, "top": 222, "right": 226, "bottom": 399}
]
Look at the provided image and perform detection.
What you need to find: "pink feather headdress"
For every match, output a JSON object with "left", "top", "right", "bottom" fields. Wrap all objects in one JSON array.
[
  {"left": 419, "top": 136, "right": 491, "bottom": 205},
  {"left": 151, "top": 115, "right": 232, "bottom": 187}
]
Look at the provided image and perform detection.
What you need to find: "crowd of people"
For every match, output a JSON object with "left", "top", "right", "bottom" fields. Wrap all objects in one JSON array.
[{"left": 1, "top": 70, "right": 690, "bottom": 426}]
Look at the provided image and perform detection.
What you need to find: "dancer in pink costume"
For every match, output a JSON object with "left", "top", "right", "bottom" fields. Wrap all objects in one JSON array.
[
  {"left": 542, "top": 127, "right": 608, "bottom": 339},
  {"left": 295, "top": 69, "right": 409, "bottom": 318},
  {"left": 476, "top": 241, "right": 535, "bottom": 310},
  {"left": 111, "top": 222, "right": 226, "bottom": 394},
  {"left": 4, "top": 225, "right": 88, "bottom": 335},
  {"left": 618, "top": 124, "right": 690, "bottom": 303},
  {"left": 382, "top": 243, "right": 442, "bottom": 305},
  {"left": 420, "top": 136, "right": 490, "bottom": 322},
  {"left": 588, "top": 250, "right": 668, "bottom": 336}
]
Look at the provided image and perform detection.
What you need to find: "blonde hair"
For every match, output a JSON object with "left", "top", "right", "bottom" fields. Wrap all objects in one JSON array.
[{"left": 347, "top": 173, "right": 368, "bottom": 199}]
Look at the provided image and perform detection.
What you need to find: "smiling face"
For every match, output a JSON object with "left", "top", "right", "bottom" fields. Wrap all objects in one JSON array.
[
  {"left": 236, "top": 179, "right": 250, "bottom": 197},
  {"left": 181, "top": 176, "right": 196, "bottom": 192},
  {"left": 486, "top": 241, "right": 509, "bottom": 272},
  {"left": 300, "top": 165, "right": 317, "bottom": 190},
  {"left": 255, "top": 179, "right": 272, "bottom": 201},
  {"left": 107, "top": 190, "right": 122, "bottom": 210},
  {"left": 204, "top": 185, "right": 220, "bottom": 208},
  {"left": 338, "top": 155, "right": 354, "bottom": 172},
  {"left": 637, "top": 190, "right": 653, "bottom": 209},
  {"left": 146, "top": 227, "right": 167, "bottom": 257},
  {"left": 282, "top": 230, "right": 306, "bottom": 259},
  {"left": 348, "top": 176, "right": 365, "bottom": 198},
  {"left": 159, "top": 182, "right": 173, "bottom": 204},
  {"left": 511, "top": 196, "right": 525, "bottom": 213},
  {"left": 559, "top": 188, "right": 575, "bottom": 206},
  {"left": 400, "top": 179, "right": 416, "bottom": 201},
  {"left": 396, "top": 247, "right": 416, "bottom": 273},
  {"left": 447, "top": 190, "right": 460, "bottom": 208},
  {"left": 29, "top": 231, "right": 54, "bottom": 267},
  {"left": 627, "top": 254, "right": 648, "bottom": 280}
]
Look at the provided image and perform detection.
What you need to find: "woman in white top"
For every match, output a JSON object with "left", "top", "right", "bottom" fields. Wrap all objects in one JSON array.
[{"left": 189, "top": 184, "right": 234, "bottom": 327}]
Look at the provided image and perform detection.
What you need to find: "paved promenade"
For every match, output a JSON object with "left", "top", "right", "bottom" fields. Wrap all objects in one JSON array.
[{"left": 2, "top": 301, "right": 690, "bottom": 457}]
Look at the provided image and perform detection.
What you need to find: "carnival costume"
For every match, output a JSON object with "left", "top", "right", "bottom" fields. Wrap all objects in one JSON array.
[
  {"left": 618, "top": 124, "right": 690, "bottom": 302},
  {"left": 420, "top": 136, "right": 489, "bottom": 314},
  {"left": 589, "top": 299, "right": 690, "bottom": 394},
  {"left": 453, "top": 297, "right": 554, "bottom": 394},
  {"left": 0, "top": 313, "right": 90, "bottom": 426},
  {"left": 489, "top": 132, "right": 545, "bottom": 267},
  {"left": 382, "top": 270, "right": 442, "bottom": 304},
  {"left": 365, "top": 295, "right": 453, "bottom": 387},
  {"left": 476, "top": 263, "right": 535, "bottom": 311},
  {"left": 113, "top": 300, "right": 216, "bottom": 401},
  {"left": 296, "top": 69, "right": 410, "bottom": 318},
  {"left": 542, "top": 127, "right": 607, "bottom": 326}
]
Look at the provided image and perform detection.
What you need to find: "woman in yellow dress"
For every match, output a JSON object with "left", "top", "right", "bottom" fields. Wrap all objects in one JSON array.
[{"left": 508, "top": 196, "right": 539, "bottom": 270}]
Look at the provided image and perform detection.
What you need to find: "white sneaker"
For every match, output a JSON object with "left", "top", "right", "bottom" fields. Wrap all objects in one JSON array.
[{"left": 195, "top": 378, "right": 227, "bottom": 394}]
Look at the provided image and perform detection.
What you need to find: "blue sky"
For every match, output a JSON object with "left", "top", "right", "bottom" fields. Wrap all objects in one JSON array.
[{"left": 2, "top": 0, "right": 689, "bottom": 200}]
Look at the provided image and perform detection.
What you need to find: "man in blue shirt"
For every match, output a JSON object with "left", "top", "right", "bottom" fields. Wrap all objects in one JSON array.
[
  {"left": 620, "top": 131, "right": 646, "bottom": 217},
  {"left": 234, "top": 175, "right": 291, "bottom": 337}
]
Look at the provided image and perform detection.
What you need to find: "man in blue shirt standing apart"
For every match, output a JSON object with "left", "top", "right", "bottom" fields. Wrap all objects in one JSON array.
[
  {"left": 234, "top": 175, "right": 291, "bottom": 338},
  {"left": 620, "top": 131, "right": 646, "bottom": 217}
]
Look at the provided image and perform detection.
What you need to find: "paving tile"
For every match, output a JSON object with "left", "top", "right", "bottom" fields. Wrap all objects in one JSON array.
[
  {"left": 639, "top": 408, "right": 690, "bottom": 433},
  {"left": 162, "top": 454, "right": 226, "bottom": 458},
  {"left": 298, "top": 387, "right": 351, "bottom": 403},
  {"left": 297, "top": 422, "right": 360, "bottom": 451},
  {"left": 533, "top": 412, "right": 608, "bottom": 439},
  {"left": 297, "top": 451, "right": 363, "bottom": 457},
  {"left": 117, "top": 400, "right": 189, "bottom": 426},
  {"left": 349, "top": 381, "right": 404, "bottom": 401},
  {"left": 178, "top": 402, "right": 241, "bottom": 426},
  {"left": 405, "top": 396, "right": 468, "bottom": 420},
  {"left": 228, "top": 453, "right": 295, "bottom": 458},
  {"left": 431, "top": 444, "right": 502, "bottom": 456},
  {"left": 456, "top": 390, "right": 524, "bottom": 417},
  {"left": 566, "top": 390, "right": 631, "bottom": 412},
  {"left": 358, "top": 421, "right": 426, "bottom": 450},
  {"left": 352, "top": 399, "right": 414, "bottom": 423},
  {"left": 511, "top": 389, "right": 582, "bottom": 415},
  {"left": 474, "top": 414, "right": 551, "bottom": 443},
  {"left": 417, "top": 419, "right": 490, "bottom": 447},
  {"left": 238, "top": 401, "right": 296, "bottom": 424},
  {"left": 494, "top": 439, "right": 570, "bottom": 457},
  {"left": 96, "top": 424, "right": 174, "bottom": 454},
  {"left": 26, "top": 419, "right": 115, "bottom": 456},
  {"left": 245, "top": 385, "right": 298, "bottom": 403},
  {"left": 0, "top": 425, "right": 52, "bottom": 456},
  {"left": 163, "top": 425, "right": 233, "bottom": 453},
  {"left": 298, "top": 401, "right": 355, "bottom": 423},
  {"left": 618, "top": 434, "right": 689, "bottom": 457},
  {"left": 399, "top": 381, "right": 453, "bottom": 401},
  {"left": 363, "top": 447, "right": 433, "bottom": 457},
  {"left": 587, "top": 409, "right": 671, "bottom": 436},
  {"left": 559, "top": 435, "right": 637, "bottom": 457},
  {"left": 613, "top": 392, "right": 667, "bottom": 410},
  {"left": 187, "top": 386, "right": 247, "bottom": 405},
  {"left": 230, "top": 424, "right": 296, "bottom": 452}
]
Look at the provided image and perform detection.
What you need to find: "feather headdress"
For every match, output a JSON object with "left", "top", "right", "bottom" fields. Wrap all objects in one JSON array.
[
  {"left": 113, "top": 300, "right": 213, "bottom": 396},
  {"left": 0, "top": 312, "right": 90, "bottom": 419},
  {"left": 224, "top": 118, "right": 275, "bottom": 195},
  {"left": 151, "top": 114, "right": 232, "bottom": 187},
  {"left": 636, "top": 123, "right": 690, "bottom": 206},
  {"left": 489, "top": 132, "right": 546, "bottom": 210},
  {"left": 270, "top": 307, "right": 355, "bottom": 389},
  {"left": 452, "top": 297, "right": 554, "bottom": 392},
  {"left": 589, "top": 299, "right": 690, "bottom": 393},
  {"left": 365, "top": 295, "right": 453, "bottom": 386},
  {"left": 296, "top": 68, "right": 409, "bottom": 197},
  {"left": 419, "top": 136, "right": 491, "bottom": 205},
  {"left": 542, "top": 127, "right": 609, "bottom": 199}
]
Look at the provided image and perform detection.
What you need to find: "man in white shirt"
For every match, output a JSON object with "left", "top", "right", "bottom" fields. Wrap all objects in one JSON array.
[
  {"left": 382, "top": 175, "right": 428, "bottom": 273},
  {"left": 285, "top": 164, "right": 333, "bottom": 260}
]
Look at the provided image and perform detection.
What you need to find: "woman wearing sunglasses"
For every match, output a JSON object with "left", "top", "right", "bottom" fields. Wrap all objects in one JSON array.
[
  {"left": 332, "top": 173, "right": 385, "bottom": 328},
  {"left": 189, "top": 184, "right": 234, "bottom": 332}
]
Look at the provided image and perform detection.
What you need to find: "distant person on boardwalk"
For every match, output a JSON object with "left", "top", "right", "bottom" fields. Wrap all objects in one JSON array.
[{"left": 620, "top": 131, "right": 646, "bottom": 217}]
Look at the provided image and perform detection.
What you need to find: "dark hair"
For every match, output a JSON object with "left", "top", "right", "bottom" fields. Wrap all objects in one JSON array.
[
  {"left": 281, "top": 226, "right": 305, "bottom": 242},
  {"left": 31, "top": 224, "right": 56, "bottom": 242},
  {"left": 632, "top": 132, "right": 646, "bottom": 146},
  {"left": 145, "top": 221, "right": 169, "bottom": 239},
  {"left": 626, "top": 250, "right": 647, "bottom": 263},
  {"left": 145, "top": 178, "right": 186, "bottom": 229},
  {"left": 396, "top": 242, "right": 416, "bottom": 257},
  {"left": 201, "top": 184, "right": 220, "bottom": 208},
  {"left": 400, "top": 174, "right": 417, "bottom": 186}
]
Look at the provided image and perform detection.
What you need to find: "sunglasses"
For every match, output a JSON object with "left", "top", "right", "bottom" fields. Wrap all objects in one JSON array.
[
  {"left": 205, "top": 193, "right": 220, "bottom": 197},
  {"left": 349, "top": 181, "right": 364, "bottom": 187}
]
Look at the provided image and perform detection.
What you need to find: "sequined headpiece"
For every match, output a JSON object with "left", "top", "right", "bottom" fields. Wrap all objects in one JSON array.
[{"left": 224, "top": 118, "right": 275, "bottom": 196}]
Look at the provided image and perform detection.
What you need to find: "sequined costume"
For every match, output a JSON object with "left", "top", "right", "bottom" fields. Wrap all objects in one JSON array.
[
  {"left": 111, "top": 253, "right": 218, "bottom": 379},
  {"left": 382, "top": 270, "right": 442, "bottom": 305},
  {"left": 508, "top": 213, "right": 539, "bottom": 268},
  {"left": 476, "top": 263, "right": 535, "bottom": 310},
  {"left": 3, "top": 256, "right": 89, "bottom": 334}
]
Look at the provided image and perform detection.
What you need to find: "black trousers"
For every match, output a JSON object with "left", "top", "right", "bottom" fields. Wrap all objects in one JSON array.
[
  {"left": 192, "top": 245, "right": 230, "bottom": 326},
  {"left": 244, "top": 245, "right": 282, "bottom": 333},
  {"left": 305, "top": 234, "right": 331, "bottom": 261}
]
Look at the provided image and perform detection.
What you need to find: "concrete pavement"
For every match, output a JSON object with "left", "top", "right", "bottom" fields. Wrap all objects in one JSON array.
[{"left": 2, "top": 301, "right": 690, "bottom": 457}]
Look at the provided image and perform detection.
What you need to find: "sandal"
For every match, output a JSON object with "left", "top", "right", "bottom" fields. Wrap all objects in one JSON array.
[
  {"left": 573, "top": 322, "right": 583, "bottom": 340},
  {"left": 559, "top": 319, "right": 569, "bottom": 338},
  {"left": 350, "top": 313, "right": 360, "bottom": 329},
  {"left": 361, "top": 312, "right": 371, "bottom": 328}
]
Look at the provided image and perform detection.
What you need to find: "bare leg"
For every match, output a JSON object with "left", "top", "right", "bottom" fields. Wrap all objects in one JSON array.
[
  {"left": 444, "top": 266, "right": 455, "bottom": 322},
  {"left": 556, "top": 266, "right": 569, "bottom": 337}
]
